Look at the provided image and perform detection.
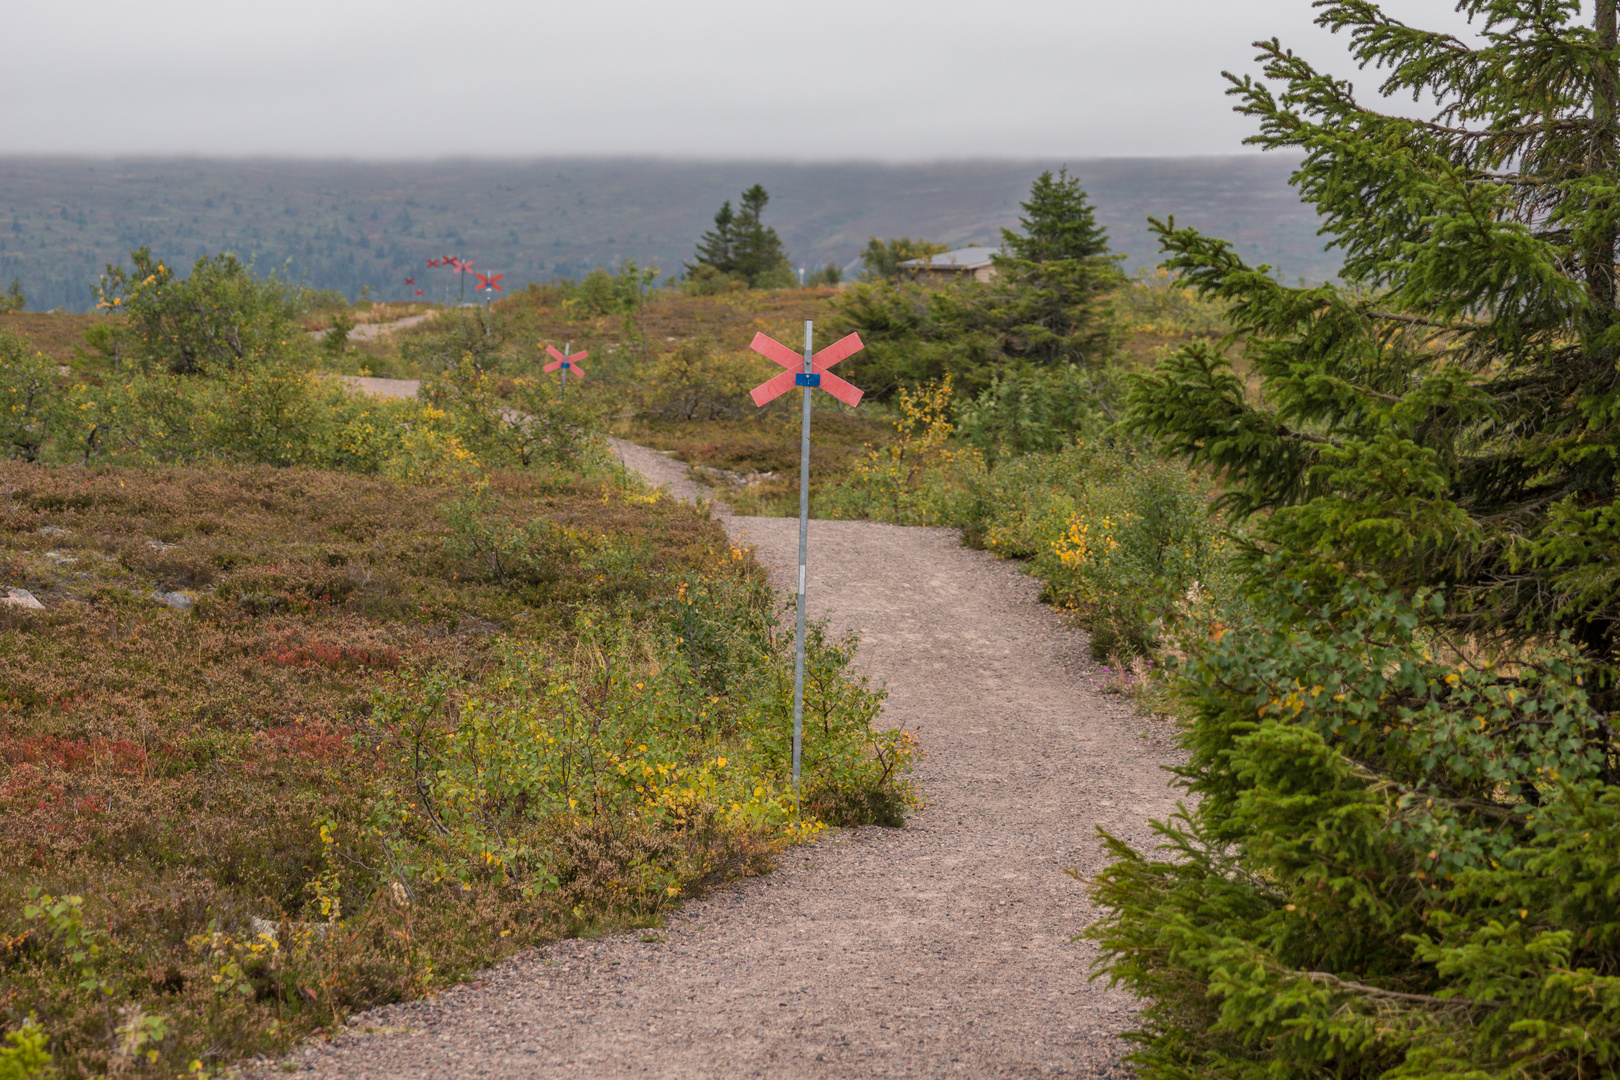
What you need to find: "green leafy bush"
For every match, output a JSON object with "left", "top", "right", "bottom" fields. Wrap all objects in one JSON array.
[
  {"left": 1110, "top": 266, "right": 1230, "bottom": 338},
  {"left": 564, "top": 261, "right": 660, "bottom": 319},
  {"left": 365, "top": 585, "right": 917, "bottom": 921},
  {"left": 419, "top": 357, "right": 602, "bottom": 469},
  {"left": 94, "top": 247, "right": 303, "bottom": 375},
  {"left": 1088, "top": 578, "right": 1619, "bottom": 1077},
  {"left": 954, "top": 363, "right": 1120, "bottom": 463},
  {"left": 963, "top": 444, "right": 1227, "bottom": 657},
  {"left": 0, "top": 331, "right": 61, "bottom": 462}
]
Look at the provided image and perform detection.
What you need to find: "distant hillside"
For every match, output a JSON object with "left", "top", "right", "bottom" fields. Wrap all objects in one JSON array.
[{"left": 0, "top": 155, "right": 1332, "bottom": 312}]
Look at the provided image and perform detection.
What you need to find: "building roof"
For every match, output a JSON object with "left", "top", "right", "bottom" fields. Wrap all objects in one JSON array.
[{"left": 897, "top": 246, "right": 999, "bottom": 270}]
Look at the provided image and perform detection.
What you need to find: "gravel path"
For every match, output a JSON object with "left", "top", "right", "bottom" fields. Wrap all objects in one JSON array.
[
  {"left": 272, "top": 428, "right": 1180, "bottom": 1078},
  {"left": 307, "top": 311, "right": 438, "bottom": 345}
]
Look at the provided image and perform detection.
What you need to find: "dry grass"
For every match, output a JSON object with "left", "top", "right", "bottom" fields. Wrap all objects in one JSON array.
[{"left": 0, "top": 313, "right": 114, "bottom": 366}]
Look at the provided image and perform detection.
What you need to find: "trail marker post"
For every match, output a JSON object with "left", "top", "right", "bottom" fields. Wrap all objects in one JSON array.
[
  {"left": 748, "top": 321, "right": 864, "bottom": 797},
  {"left": 543, "top": 342, "right": 588, "bottom": 400},
  {"left": 475, "top": 272, "right": 502, "bottom": 340}
]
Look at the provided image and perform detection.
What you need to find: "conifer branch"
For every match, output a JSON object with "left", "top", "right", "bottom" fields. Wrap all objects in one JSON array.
[
  {"left": 1300, "top": 970, "right": 1499, "bottom": 1012},
  {"left": 1365, "top": 310, "right": 1459, "bottom": 329}
]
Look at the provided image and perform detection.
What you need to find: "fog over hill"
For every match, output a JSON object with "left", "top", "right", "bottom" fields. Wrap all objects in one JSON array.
[{"left": 0, "top": 155, "right": 1331, "bottom": 312}]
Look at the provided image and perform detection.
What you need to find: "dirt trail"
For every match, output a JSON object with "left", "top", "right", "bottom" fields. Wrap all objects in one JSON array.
[
  {"left": 273, "top": 420, "right": 1180, "bottom": 1078},
  {"left": 307, "top": 312, "right": 438, "bottom": 344}
]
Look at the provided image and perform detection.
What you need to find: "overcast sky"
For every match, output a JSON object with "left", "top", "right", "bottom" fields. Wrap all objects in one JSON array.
[{"left": 1, "top": 0, "right": 1487, "bottom": 159}]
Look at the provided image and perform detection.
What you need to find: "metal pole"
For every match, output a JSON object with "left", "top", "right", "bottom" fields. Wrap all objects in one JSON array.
[
  {"left": 561, "top": 340, "right": 570, "bottom": 402},
  {"left": 792, "top": 319, "right": 812, "bottom": 799}
]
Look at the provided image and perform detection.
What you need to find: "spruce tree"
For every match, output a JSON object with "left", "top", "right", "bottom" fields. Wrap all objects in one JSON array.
[
  {"left": 987, "top": 168, "right": 1122, "bottom": 367},
  {"left": 1128, "top": 0, "right": 1620, "bottom": 675},
  {"left": 831, "top": 170, "right": 1122, "bottom": 397},
  {"left": 998, "top": 166, "right": 1110, "bottom": 262},
  {"left": 688, "top": 200, "right": 737, "bottom": 277},
  {"left": 1092, "top": 5, "right": 1620, "bottom": 1077},
  {"left": 730, "top": 184, "right": 790, "bottom": 287},
  {"left": 687, "top": 185, "right": 791, "bottom": 287}
]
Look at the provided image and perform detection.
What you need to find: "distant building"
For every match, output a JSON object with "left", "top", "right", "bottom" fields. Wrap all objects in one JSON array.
[{"left": 898, "top": 246, "right": 999, "bottom": 285}]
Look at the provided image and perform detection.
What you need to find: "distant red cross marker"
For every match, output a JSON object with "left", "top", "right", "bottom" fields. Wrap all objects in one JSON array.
[
  {"left": 404, "top": 277, "right": 416, "bottom": 285},
  {"left": 748, "top": 331, "right": 865, "bottom": 408},
  {"left": 544, "top": 343, "right": 587, "bottom": 378},
  {"left": 475, "top": 272, "right": 503, "bottom": 291}
]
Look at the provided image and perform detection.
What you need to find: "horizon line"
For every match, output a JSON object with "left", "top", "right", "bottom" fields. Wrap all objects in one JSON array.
[{"left": 0, "top": 150, "right": 1299, "bottom": 167}]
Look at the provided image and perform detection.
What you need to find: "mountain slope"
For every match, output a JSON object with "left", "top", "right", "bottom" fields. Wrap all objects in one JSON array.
[{"left": 0, "top": 155, "right": 1330, "bottom": 311}]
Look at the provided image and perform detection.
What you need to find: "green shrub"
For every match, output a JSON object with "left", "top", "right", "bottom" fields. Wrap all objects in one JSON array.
[
  {"left": 565, "top": 262, "right": 660, "bottom": 319},
  {"left": 419, "top": 357, "right": 603, "bottom": 469},
  {"left": 0, "top": 331, "right": 61, "bottom": 461},
  {"left": 954, "top": 363, "right": 1119, "bottom": 463},
  {"left": 320, "top": 311, "right": 354, "bottom": 357},
  {"left": 0, "top": 1016, "right": 51, "bottom": 1080},
  {"left": 805, "top": 263, "right": 842, "bottom": 287},
  {"left": 964, "top": 443, "right": 1228, "bottom": 657},
  {"left": 364, "top": 591, "right": 918, "bottom": 916},
  {"left": 819, "top": 379, "right": 982, "bottom": 526},
  {"left": 94, "top": 247, "right": 304, "bottom": 375},
  {"left": 0, "top": 278, "right": 26, "bottom": 316},
  {"left": 1088, "top": 578, "right": 1620, "bottom": 1077},
  {"left": 1109, "top": 266, "right": 1230, "bottom": 338},
  {"left": 636, "top": 339, "right": 759, "bottom": 421}
]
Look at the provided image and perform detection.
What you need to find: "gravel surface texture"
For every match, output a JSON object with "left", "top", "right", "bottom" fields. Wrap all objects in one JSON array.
[{"left": 264, "top": 425, "right": 1180, "bottom": 1078}]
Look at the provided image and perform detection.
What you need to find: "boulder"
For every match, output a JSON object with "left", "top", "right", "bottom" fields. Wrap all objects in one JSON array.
[{"left": 2, "top": 589, "right": 45, "bottom": 611}]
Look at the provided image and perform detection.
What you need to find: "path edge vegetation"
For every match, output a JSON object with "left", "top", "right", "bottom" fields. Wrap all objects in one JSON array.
[{"left": 0, "top": 264, "right": 922, "bottom": 1076}]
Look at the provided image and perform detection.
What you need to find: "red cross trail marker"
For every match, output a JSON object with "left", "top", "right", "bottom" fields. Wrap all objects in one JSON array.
[
  {"left": 475, "top": 272, "right": 503, "bottom": 341},
  {"left": 748, "top": 330, "right": 864, "bottom": 409},
  {"left": 543, "top": 342, "right": 588, "bottom": 400},
  {"left": 749, "top": 321, "right": 865, "bottom": 795}
]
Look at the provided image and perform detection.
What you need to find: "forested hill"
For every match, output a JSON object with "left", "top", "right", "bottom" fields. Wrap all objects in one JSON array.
[{"left": 0, "top": 154, "right": 1331, "bottom": 311}]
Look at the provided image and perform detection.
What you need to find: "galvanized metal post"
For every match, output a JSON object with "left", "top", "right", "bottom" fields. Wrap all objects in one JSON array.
[{"left": 792, "top": 319, "right": 813, "bottom": 797}]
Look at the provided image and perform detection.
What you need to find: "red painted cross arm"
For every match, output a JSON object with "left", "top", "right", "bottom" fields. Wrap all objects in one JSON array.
[
  {"left": 543, "top": 344, "right": 588, "bottom": 375},
  {"left": 749, "top": 370, "right": 798, "bottom": 407},
  {"left": 812, "top": 368, "right": 864, "bottom": 408},
  {"left": 749, "top": 332, "right": 801, "bottom": 371},
  {"left": 748, "top": 331, "right": 865, "bottom": 407},
  {"left": 813, "top": 332, "right": 864, "bottom": 369}
]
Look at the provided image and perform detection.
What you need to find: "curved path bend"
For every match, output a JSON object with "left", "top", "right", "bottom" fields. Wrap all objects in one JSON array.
[{"left": 275, "top": 423, "right": 1181, "bottom": 1078}]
